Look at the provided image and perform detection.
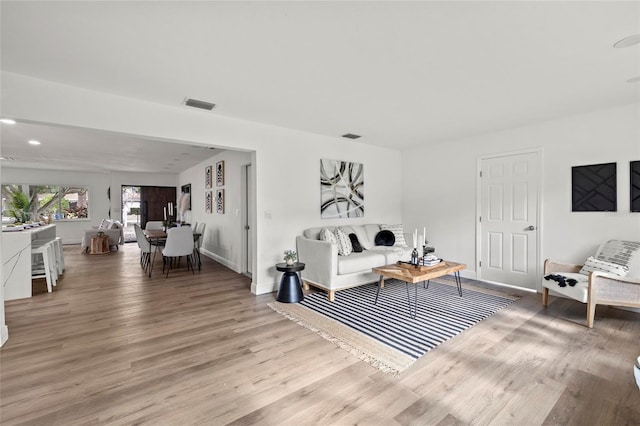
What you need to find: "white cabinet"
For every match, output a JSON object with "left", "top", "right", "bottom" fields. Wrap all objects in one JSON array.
[{"left": 2, "top": 225, "right": 57, "bottom": 300}]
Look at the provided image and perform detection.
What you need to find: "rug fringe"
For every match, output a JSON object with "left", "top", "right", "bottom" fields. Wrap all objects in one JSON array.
[{"left": 268, "top": 302, "right": 403, "bottom": 377}]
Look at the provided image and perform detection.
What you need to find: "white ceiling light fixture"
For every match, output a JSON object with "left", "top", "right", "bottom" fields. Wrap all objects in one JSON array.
[
  {"left": 28, "top": 140, "right": 41, "bottom": 145},
  {"left": 0, "top": 118, "right": 16, "bottom": 125},
  {"left": 614, "top": 34, "right": 640, "bottom": 48}
]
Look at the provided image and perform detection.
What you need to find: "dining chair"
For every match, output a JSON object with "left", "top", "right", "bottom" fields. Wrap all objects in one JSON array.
[
  {"left": 162, "top": 226, "right": 196, "bottom": 277},
  {"left": 194, "top": 222, "right": 206, "bottom": 270},
  {"left": 145, "top": 221, "right": 164, "bottom": 231},
  {"left": 134, "top": 223, "right": 153, "bottom": 275}
]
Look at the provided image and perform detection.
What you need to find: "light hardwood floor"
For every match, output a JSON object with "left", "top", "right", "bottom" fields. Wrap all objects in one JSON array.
[{"left": 1, "top": 243, "right": 639, "bottom": 425}]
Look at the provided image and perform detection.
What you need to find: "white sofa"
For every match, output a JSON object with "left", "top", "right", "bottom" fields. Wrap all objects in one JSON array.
[
  {"left": 81, "top": 219, "right": 124, "bottom": 252},
  {"left": 296, "top": 224, "right": 413, "bottom": 301},
  {"left": 542, "top": 240, "right": 640, "bottom": 328}
]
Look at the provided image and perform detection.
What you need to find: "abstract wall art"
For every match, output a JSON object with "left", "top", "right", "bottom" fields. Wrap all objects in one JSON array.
[
  {"left": 631, "top": 161, "right": 640, "bottom": 212},
  {"left": 205, "top": 166, "right": 212, "bottom": 189},
  {"left": 216, "top": 160, "right": 225, "bottom": 187},
  {"left": 216, "top": 189, "right": 225, "bottom": 214},
  {"left": 205, "top": 191, "right": 213, "bottom": 214},
  {"left": 320, "top": 158, "right": 364, "bottom": 219},
  {"left": 571, "top": 162, "right": 617, "bottom": 212}
]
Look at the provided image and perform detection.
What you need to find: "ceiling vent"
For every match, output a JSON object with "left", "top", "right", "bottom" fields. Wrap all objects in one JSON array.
[
  {"left": 184, "top": 98, "right": 216, "bottom": 111},
  {"left": 342, "top": 133, "right": 361, "bottom": 139}
]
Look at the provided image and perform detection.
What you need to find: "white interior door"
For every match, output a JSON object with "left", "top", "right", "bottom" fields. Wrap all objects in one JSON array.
[{"left": 480, "top": 151, "right": 539, "bottom": 289}]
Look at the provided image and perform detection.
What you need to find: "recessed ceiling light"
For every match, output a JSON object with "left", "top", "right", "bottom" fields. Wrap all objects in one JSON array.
[
  {"left": 614, "top": 34, "right": 640, "bottom": 48},
  {"left": 627, "top": 76, "right": 640, "bottom": 83},
  {"left": 0, "top": 118, "right": 16, "bottom": 125},
  {"left": 28, "top": 140, "right": 41, "bottom": 145},
  {"left": 342, "top": 133, "right": 362, "bottom": 139}
]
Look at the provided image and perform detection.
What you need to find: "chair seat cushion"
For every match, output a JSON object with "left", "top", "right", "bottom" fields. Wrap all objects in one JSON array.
[{"left": 543, "top": 272, "right": 589, "bottom": 303}]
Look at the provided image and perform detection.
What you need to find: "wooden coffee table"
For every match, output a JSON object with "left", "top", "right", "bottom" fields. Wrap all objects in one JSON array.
[{"left": 372, "top": 261, "right": 466, "bottom": 318}]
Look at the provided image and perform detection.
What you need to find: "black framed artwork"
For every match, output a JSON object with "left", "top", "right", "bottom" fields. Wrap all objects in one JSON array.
[
  {"left": 631, "top": 161, "right": 640, "bottom": 212},
  {"left": 571, "top": 162, "right": 617, "bottom": 212}
]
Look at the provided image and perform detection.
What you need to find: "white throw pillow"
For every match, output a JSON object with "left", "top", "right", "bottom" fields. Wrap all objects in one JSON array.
[
  {"left": 334, "top": 227, "right": 353, "bottom": 256},
  {"left": 579, "top": 256, "right": 629, "bottom": 277},
  {"left": 380, "top": 224, "right": 407, "bottom": 247},
  {"left": 319, "top": 227, "right": 337, "bottom": 245}
]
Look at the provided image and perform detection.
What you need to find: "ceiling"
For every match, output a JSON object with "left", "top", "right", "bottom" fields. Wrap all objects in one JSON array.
[{"left": 1, "top": 1, "right": 639, "bottom": 173}]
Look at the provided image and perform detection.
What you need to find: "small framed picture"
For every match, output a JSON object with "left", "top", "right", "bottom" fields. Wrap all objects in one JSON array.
[
  {"left": 205, "top": 191, "right": 213, "bottom": 214},
  {"left": 216, "top": 160, "right": 225, "bottom": 187},
  {"left": 205, "top": 166, "right": 213, "bottom": 189},
  {"left": 216, "top": 189, "right": 225, "bottom": 214}
]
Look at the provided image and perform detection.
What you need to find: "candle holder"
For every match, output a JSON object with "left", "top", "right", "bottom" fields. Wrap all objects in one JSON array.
[{"left": 411, "top": 248, "right": 419, "bottom": 266}]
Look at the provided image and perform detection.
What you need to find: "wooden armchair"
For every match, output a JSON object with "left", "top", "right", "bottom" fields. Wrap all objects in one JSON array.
[{"left": 542, "top": 240, "right": 640, "bottom": 328}]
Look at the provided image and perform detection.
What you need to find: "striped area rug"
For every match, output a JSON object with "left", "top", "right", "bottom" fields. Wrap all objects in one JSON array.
[{"left": 269, "top": 278, "right": 517, "bottom": 375}]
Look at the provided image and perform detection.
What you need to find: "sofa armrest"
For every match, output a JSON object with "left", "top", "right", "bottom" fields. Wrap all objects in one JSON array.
[
  {"left": 544, "top": 259, "right": 582, "bottom": 274},
  {"left": 296, "top": 235, "right": 338, "bottom": 287},
  {"left": 589, "top": 272, "right": 640, "bottom": 301}
]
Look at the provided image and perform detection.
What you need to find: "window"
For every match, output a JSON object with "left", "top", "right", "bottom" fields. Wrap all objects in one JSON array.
[{"left": 1, "top": 184, "right": 89, "bottom": 222}]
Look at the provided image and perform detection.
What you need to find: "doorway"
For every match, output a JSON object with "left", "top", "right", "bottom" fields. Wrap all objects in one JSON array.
[
  {"left": 241, "top": 163, "right": 254, "bottom": 279},
  {"left": 121, "top": 185, "right": 176, "bottom": 241},
  {"left": 478, "top": 149, "right": 540, "bottom": 290}
]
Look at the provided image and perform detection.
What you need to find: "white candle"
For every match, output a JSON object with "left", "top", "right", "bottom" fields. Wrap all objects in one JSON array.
[
  {"left": 164, "top": 207, "right": 167, "bottom": 220},
  {"left": 413, "top": 229, "right": 417, "bottom": 249},
  {"left": 423, "top": 227, "right": 426, "bottom": 245}
]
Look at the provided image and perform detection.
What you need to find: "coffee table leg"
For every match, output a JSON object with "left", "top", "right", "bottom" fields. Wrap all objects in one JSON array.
[
  {"left": 423, "top": 279, "right": 430, "bottom": 289},
  {"left": 405, "top": 282, "right": 418, "bottom": 319},
  {"left": 455, "top": 271, "right": 463, "bottom": 297},
  {"left": 374, "top": 275, "right": 384, "bottom": 305}
]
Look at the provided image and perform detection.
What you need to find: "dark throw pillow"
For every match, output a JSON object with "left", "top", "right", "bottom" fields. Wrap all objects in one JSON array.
[
  {"left": 374, "top": 230, "right": 396, "bottom": 246},
  {"left": 349, "top": 233, "right": 363, "bottom": 252}
]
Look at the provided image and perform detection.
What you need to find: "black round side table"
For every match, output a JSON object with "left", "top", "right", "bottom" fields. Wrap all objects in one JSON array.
[{"left": 276, "top": 262, "right": 305, "bottom": 303}]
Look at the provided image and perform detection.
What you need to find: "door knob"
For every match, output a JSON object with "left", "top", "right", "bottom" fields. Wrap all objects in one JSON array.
[{"left": 527, "top": 225, "right": 535, "bottom": 231}]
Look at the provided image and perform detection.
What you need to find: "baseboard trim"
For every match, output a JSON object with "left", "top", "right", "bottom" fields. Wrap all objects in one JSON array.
[
  {"left": 0, "top": 324, "right": 8, "bottom": 347},
  {"left": 199, "top": 248, "right": 240, "bottom": 273}
]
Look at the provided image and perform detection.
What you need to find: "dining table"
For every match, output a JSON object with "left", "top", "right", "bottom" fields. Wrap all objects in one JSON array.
[{"left": 143, "top": 228, "right": 202, "bottom": 276}]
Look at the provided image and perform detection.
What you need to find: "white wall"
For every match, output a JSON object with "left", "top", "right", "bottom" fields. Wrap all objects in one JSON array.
[
  {"left": 0, "top": 163, "right": 7, "bottom": 346},
  {"left": 2, "top": 71, "right": 404, "bottom": 295},
  {"left": 402, "top": 103, "right": 640, "bottom": 285},
  {"left": 178, "top": 149, "right": 252, "bottom": 272},
  {"left": 1, "top": 167, "right": 177, "bottom": 244}
]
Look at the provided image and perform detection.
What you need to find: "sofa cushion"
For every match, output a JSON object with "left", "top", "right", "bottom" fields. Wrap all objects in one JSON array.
[
  {"left": 370, "top": 246, "right": 411, "bottom": 264},
  {"left": 374, "top": 230, "right": 395, "bottom": 246},
  {"left": 320, "top": 227, "right": 337, "bottom": 244},
  {"left": 349, "top": 233, "right": 363, "bottom": 252},
  {"left": 595, "top": 240, "right": 640, "bottom": 278},
  {"left": 334, "top": 227, "right": 353, "bottom": 256},
  {"left": 380, "top": 224, "right": 408, "bottom": 247},
  {"left": 338, "top": 251, "right": 386, "bottom": 275},
  {"left": 350, "top": 225, "right": 378, "bottom": 250},
  {"left": 580, "top": 256, "right": 629, "bottom": 277}
]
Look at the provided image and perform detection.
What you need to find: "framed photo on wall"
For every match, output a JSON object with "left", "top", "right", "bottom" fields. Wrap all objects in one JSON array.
[
  {"left": 205, "top": 191, "right": 213, "bottom": 214},
  {"left": 216, "top": 189, "right": 225, "bottom": 214},
  {"left": 205, "top": 166, "right": 213, "bottom": 189},
  {"left": 216, "top": 160, "right": 225, "bottom": 187}
]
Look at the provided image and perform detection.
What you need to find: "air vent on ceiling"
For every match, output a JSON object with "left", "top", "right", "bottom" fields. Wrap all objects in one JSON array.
[
  {"left": 184, "top": 98, "right": 216, "bottom": 111},
  {"left": 342, "top": 133, "right": 361, "bottom": 139}
]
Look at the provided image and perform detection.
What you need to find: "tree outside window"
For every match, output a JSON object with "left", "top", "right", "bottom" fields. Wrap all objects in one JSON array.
[{"left": 1, "top": 184, "right": 89, "bottom": 222}]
